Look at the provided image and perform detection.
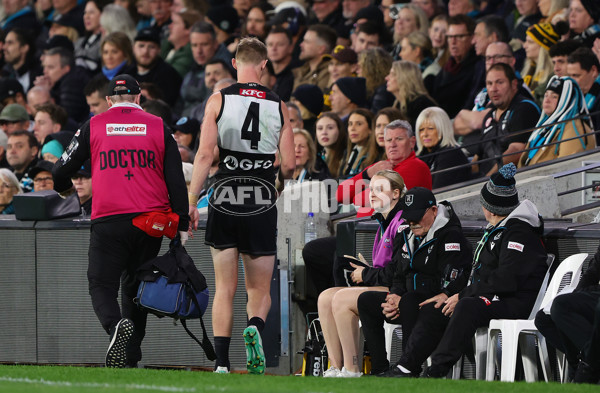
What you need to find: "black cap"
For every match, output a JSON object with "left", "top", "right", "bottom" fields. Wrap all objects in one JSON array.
[
  {"left": 46, "top": 11, "right": 81, "bottom": 29},
  {"left": 29, "top": 160, "right": 55, "bottom": 180},
  {"left": 400, "top": 187, "right": 437, "bottom": 222},
  {"left": 206, "top": 5, "right": 239, "bottom": 34},
  {"left": 75, "top": 160, "right": 91, "bottom": 178},
  {"left": 0, "top": 78, "right": 24, "bottom": 101},
  {"left": 267, "top": 6, "right": 306, "bottom": 28},
  {"left": 108, "top": 74, "right": 141, "bottom": 96},
  {"left": 135, "top": 28, "right": 161, "bottom": 44},
  {"left": 174, "top": 116, "right": 200, "bottom": 134},
  {"left": 44, "top": 34, "right": 74, "bottom": 52}
]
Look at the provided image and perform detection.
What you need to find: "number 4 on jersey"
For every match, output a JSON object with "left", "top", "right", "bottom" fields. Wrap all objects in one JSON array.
[{"left": 241, "top": 102, "right": 261, "bottom": 149}]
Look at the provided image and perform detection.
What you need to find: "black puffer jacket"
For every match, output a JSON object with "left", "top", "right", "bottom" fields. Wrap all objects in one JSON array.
[
  {"left": 362, "top": 201, "right": 472, "bottom": 297},
  {"left": 51, "top": 66, "right": 91, "bottom": 124},
  {"left": 458, "top": 200, "right": 548, "bottom": 302}
]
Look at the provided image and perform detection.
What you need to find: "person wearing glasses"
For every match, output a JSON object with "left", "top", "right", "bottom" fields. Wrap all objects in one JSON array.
[
  {"left": 29, "top": 160, "right": 55, "bottom": 192},
  {"left": 0, "top": 168, "right": 22, "bottom": 214},
  {"left": 430, "top": 15, "right": 478, "bottom": 119}
]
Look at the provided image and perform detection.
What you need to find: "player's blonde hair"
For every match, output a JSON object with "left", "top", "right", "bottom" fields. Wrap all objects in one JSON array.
[{"left": 235, "top": 37, "right": 268, "bottom": 65}]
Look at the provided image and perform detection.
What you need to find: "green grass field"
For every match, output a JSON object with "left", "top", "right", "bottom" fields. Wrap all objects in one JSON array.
[{"left": 0, "top": 365, "right": 598, "bottom": 393}]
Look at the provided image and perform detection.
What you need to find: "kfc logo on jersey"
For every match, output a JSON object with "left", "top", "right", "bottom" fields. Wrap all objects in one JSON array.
[
  {"left": 507, "top": 241, "right": 524, "bottom": 252},
  {"left": 445, "top": 243, "right": 461, "bottom": 251},
  {"left": 106, "top": 123, "right": 147, "bottom": 135},
  {"left": 240, "top": 89, "right": 265, "bottom": 99}
]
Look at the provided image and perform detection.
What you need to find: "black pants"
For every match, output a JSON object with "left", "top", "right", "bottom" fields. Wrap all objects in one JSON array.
[
  {"left": 300, "top": 236, "right": 336, "bottom": 314},
  {"left": 585, "top": 298, "right": 600, "bottom": 370},
  {"left": 428, "top": 296, "right": 532, "bottom": 375},
  {"left": 357, "top": 291, "right": 426, "bottom": 374},
  {"left": 88, "top": 219, "right": 163, "bottom": 363},
  {"left": 544, "top": 291, "right": 600, "bottom": 366}
]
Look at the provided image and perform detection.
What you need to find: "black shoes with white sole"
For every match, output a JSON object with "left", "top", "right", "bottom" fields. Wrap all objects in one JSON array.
[{"left": 106, "top": 318, "right": 134, "bottom": 368}]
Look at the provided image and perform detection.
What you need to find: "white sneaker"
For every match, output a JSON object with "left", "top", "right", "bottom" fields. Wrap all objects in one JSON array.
[
  {"left": 323, "top": 366, "right": 341, "bottom": 377},
  {"left": 339, "top": 367, "right": 362, "bottom": 378},
  {"left": 214, "top": 366, "right": 230, "bottom": 374}
]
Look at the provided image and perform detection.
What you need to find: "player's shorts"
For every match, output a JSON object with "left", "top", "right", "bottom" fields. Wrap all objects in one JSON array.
[{"left": 205, "top": 206, "right": 277, "bottom": 256}]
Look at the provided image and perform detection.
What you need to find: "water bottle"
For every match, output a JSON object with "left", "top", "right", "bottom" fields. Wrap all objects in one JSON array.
[{"left": 304, "top": 212, "right": 317, "bottom": 245}]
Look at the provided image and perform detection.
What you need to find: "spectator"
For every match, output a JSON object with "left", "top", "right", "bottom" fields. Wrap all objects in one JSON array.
[
  {"left": 266, "top": 2, "right": 308, "bottom": 63},
  {"left": 290, "top": 84, "right": 325, "bottom": 135},
  {"left": 357, "top": 187, "right": 472, "bottom": 376},
  {"left": 336, "top": 119, "right": 432, "bottom": 207},
  {"left": 26, "top": 86, "right": 54, "bottom": 116},
  {"left": 448, "top": 0, "right": 479, "bottom": 18},
  {"left": 35, "top": 47, "right": 91, "bottom": 123},
  {"left": 319, "top": 170, "right": 407, "bottom": 378},
  {"left": 100, "top": 4, "right": 136, "bottom": 41},
  {"left": 0, "top": 0, "right": 41, "bottom": 36},
  {"left": 0, "top": 129, "right": 8, "bottom": 168},
  {"left": 205, "top": 4, "right": 239, "bottom": 53},
  {"left": 100, "top": 32, "right": 134, "bottom": 81},
  {"left": 506, "top": 0, "right": 542, "bottom": 42},
  {"left": 342, "top": 108, "right": 379, "bottom": 178},
  {"left": 293, "top": 24, "right": 337, "bottom": 93},
  {"left": 391, "top": 4, "right": 429, "bottom": 60},
  {"left": 399, "top": 31, "right": 439, "bottom": 85},
  {"left": 342, "top": 0, "right": 371, "bottom": 22},
  {"left": 292, "top": 128, "right": 331, "bottom": 182},
  {"left": 1, "top": 28, "right": 41, "bottom": 92},
  {"left": 412, "top": 0, "right": 441, "bottom": 19},
  {"left": 315, "top": 111, "right": 348, "bottom": 179},
  {"left": 29, "top": 160, "right": 55, "bottom": 192},
  {"left": 386, "top": 60, "right": 436, "bottom": 127},
  {"left": 568, "top": 0, "right": 600, "bottom": 47},
  {"left": 415, "top": 107, "right": 470, "bottom": 188},
  {"left": 309, "top": 0, "right": 346, "bottom": 42},
  {"left": 0, "top": 78, "right": 26, "bottom": 112},
  {"left": 0, "top": 103, "right": 30, "bottom": 135},
  {"left": 50, "top": 0, "right": 85, "bottom": 36},
  {"left": 40, "top": 138, "right": 65, "bottom": 163},
  {"left": 266, "top": 26, "right": 296, "bottom": 102},
  {"left": 286, "top": 101, "right": 304, "bottom": 130},
  {"left": 329, "top": 76, "right": 367, "bottom": 121},
  {"left": 141, "top": 99, "right": 172, "bottom": 125},
  {"left": 33, "top": 102, "right": 67, "bottom": 145},
  {"left": 327, "top": 45, "right": 358, "bottom": 88},
  {"left": 373, "top": 107, "right": 403, "bottom": 152},
  {"left": 379, "top": 0, "right": 399, "bottom": 33},
  {"left": 549, "top": 39, "right": 582, "bottom": 77},
  {"left": 353, "top": 21, "right": 385, "bottom": 54},
  {"left": 180, "top": 21, "right": 232, "bottom": 116},
  {"left": 473, "top": 63, "right": 540, "bottom": 176},
  {"left": 6, "top": 129, "right": 38, "bottom": 191},
  {"left": 567, "top": 47, "right": 600, "bottom": 133},
  {"left": 149, "top": 0, "right": 173, "bottom": 41},
  {"left": 84, "top": 74, "right": 110, "bottom": 116},
  {"left": 47, "top": 11, "right": 81, "bottom": 44},
  {"left": 519, "top": 76, "right": 596, "bottom": 166},
  {"left": 522, "top": 22, "right": 566, "bottom": 104},
  {"left": 74, "top": 0, "right": 105, "bottom": 74},
  {"left": 0, "top": 168, "right": 22, "bottom": 214},
  {"left": 172, "top": 116, "right": 199, "bottom": 152},
  {"left": 243, "top": 2, "right": 273, "bottom": 41},
  {"left": 161, "top": 10, "right": 201, "bottom": 79},
  {"left": 71, "top": 160, "right": 92, "bottom": 215},
  {"left": 431, "top": 15, "right": 478, "bottom": 118},
  {"left": 357, "top": 48, "right": 395, "bottom": 114},
  {"left": 429, "top": 14, "right": 450, "bottom": 69},
  {"left": 539, "top": 0, "right": 569, "bottom": 24},
  {"left": 131, "top": 28, "right": 182, "bottom": 107}
]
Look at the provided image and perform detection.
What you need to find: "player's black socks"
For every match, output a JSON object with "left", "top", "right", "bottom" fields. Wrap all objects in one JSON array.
[
  {"left": 248, "top": 317, "right": 265, "bottom": 333},
  {"left": 214, "top": 336, "right": 231, "bottom": 370}
]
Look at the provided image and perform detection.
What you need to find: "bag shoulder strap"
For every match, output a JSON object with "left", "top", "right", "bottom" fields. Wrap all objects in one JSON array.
[{"left": 181, "top": 288, "right": 217, "bottom": 361}]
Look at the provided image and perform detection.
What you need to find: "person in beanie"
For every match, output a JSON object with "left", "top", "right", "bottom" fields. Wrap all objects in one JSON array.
[
  {"left": 568, "top": 0, "right": 600, "bottom": 47},
  {"left": 329, "top": 76, "right": 367, "bottom": 121},
  {"left": 291, "top": 84, "right": 324, "bottom": 135},
  {"left": 414, "top": 163, "right": 549, "bottom": 378}
]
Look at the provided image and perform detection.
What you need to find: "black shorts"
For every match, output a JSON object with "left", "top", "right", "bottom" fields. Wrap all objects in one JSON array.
[{"left": 205, "top": 206, "right": 277, "bottom": 255}]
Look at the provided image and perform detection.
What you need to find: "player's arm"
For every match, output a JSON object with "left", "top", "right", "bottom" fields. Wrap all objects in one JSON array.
[
  {"left": 188, "top": 92, "right": 221, "bottom": 229},
  {"left": 277, "top": 101, "right": 295, "bottom": 182}
]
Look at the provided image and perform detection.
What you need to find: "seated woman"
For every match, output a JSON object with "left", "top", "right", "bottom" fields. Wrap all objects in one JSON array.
[
  {"left": 519, "top": 75, "right": 596, "bottom": 166},
  {"left": 399, "top": 31, "right": 440, "bottom": 87},
  {"left": 341, "top": 108, "right": 379, "bottom": 178},
  {"left": 415, "top": 107, "right": 471, "bottom": 188},
  {"left": 0, "top": 169, "right": 23, "bottom": 215},
  {"left": 100, "top": 32, "right": 134, "bottom": 81},
  {"left": 318, "top": 170, "right": 406, "bottom": 377},
  {"left": 357, "top": 48, "right": 395, "bottom": 114},
  {"left": 373, "top": 107, "right": 403, "bottom": 158},
  {"left": 292, "top": 129, "right": 330, "bottom": 182},
  {"left": 386, "top": 60, "right": 436, "bottom": 127},
  {"left": 316, "top": 112, "right": 348, "bottom": 179}
]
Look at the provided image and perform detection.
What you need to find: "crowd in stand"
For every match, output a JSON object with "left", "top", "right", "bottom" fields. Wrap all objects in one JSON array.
[
  {"left": 1, "top": 0, "right": 600, "bottom": 214},
  {"left": 1, "top": 0, "right": 600, "bottom": 382}
]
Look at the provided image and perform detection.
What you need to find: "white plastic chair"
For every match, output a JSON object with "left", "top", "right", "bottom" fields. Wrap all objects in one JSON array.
[
  {"left": 384, "top": 321, "right": 400, "bottom": 362},
  {"left": 485, "top": 253, "right": 587, "bottom": 382}
]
